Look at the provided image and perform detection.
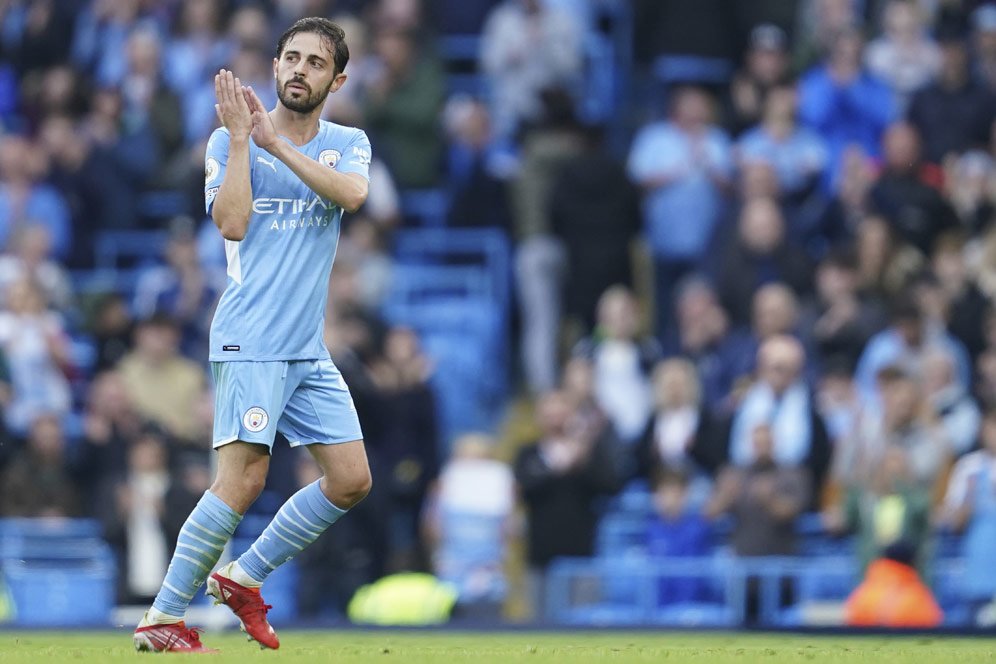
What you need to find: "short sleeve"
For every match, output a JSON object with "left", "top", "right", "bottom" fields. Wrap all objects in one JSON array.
[
  {"left": 337, "top": 129, "right": 372, "bottom": 181},
  {"left": 204, "top": 128, "right": 230, "bottom": 214},
  {"left": 627, "top": 125, "right": 683, "bottom": 183}
]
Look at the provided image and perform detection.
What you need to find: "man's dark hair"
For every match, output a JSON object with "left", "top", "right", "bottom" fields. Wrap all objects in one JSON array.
[
  {"left": 276, "top": 17, "right": 350, "bottom": 75},
  {"left": 889, "top": 297, "right": 922, "bottom": 325}
]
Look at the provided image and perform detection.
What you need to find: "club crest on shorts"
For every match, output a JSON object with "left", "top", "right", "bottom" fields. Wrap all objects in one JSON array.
[
  {"left": 243, "top": 406, "right": 269, "bottom": 433},
  {"left": 318, "top": 149, "right": 341, "bottom": 169}
]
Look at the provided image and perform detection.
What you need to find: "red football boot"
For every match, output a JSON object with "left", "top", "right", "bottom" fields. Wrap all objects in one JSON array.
[
  {"left": 206, "top": 566, "right": 280, "bottom": 650},
  {"left": 133, "top": 619, "right": 217, "bottom": 653}
]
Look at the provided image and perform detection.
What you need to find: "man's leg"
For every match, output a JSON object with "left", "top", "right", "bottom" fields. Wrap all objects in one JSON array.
[
  {"left": 135, "top": 442, "right": 268, "bottom": 651},
  {"left": 150, "top": 442, "right": 269, "bottom": 617},
  {"left": 231, "top": 440, "right": 371, "bottom": 584},
  {"left": 208, "top": 440, "right": 370, "bottom": 648}
]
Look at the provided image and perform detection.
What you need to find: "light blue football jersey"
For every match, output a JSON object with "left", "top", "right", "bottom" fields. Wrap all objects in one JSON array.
[{"left": 204, "top": 120, "right": 371, "bottom": 362}]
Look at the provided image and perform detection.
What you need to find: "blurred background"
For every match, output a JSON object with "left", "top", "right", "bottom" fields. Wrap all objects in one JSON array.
[{"left": 3, "top": 0, "right": 996, "bottom": 630}]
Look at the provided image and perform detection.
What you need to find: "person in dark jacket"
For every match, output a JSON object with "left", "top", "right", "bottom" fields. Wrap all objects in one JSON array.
[
  {"left": 551, "top": 127, "right": 641, "bottom": 330},
  {"left": 907, "top": 28, "right": 996, "bottom": 164},
  {"left": 869, "top": 122, "right": 958, "bottom": 254},
  {"left": 515, "top": 389, "right": 625, "bottom": 615},
  {"left": 634, "top": 358, "right": 729, "bottom": 491},
  {"left": 714, "top": 196, "right": 812, "bottom": 327}
]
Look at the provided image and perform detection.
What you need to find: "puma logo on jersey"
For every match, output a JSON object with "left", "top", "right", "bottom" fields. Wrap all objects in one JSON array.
[{"left": 256, "top": 155, "right": 277, "bottom": 172}]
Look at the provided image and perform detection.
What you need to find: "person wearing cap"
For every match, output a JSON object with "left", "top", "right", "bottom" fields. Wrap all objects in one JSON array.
[
  {"left": 728, "top": 23, "right": 791, "bottom": 136},
  {"left": 864, "top": 0, "right": 941, "bottom": 105},
  {"left": 908, "top": 23, "right": 996, "bottom": 163}
]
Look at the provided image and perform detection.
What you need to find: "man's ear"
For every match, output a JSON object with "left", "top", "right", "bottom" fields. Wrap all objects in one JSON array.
[{"left": 330, "top": 72, "right": 348, "bottom": 94}]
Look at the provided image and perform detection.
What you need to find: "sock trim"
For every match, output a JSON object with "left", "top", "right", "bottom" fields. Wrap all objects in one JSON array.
[
  {"left": 273, "top": 516, "right": 313, "bottom": 543},
  {"left": 186, "top": 520, "right": 229, "bottom": 543},
  {"left": 287, "top": 503, "right": 325, "bottom": 534},
  {"left": 162, "top": 581, "right": 195, "bottom": 600},
  {"left": 179, "top": 528, "right": 226, "bottom": 551}
]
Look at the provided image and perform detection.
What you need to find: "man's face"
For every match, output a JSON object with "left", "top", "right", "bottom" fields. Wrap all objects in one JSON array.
[
  {"left": 274, "top": 32, "right": 345, "bottom": 114},
  {"left": 136, "top": 324, "right": 179, "bottom": 362},
  {"left": 760, "top": 352, "right": 799, "bottom": 394},
  {"left": 748, "top": 48, "right": 786, "bottom": 85},
  {"left": 896, "top": 317, "right": 923, "bottom": 347},
  {"left": 882, "top": 378, "right": 918, "bottom": 424}
]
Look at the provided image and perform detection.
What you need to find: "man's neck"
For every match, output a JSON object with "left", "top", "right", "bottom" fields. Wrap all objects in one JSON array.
[{"left": 271, "top": 104, "right": 323, "bottom": 146}]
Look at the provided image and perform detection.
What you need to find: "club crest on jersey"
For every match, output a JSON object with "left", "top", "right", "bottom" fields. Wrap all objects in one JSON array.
[
  {"left": 205, "top": 157, "right": 220, "bottom": 184},
  {"left": 318, "top": 149, "right": 341, "bottom": 169},
  {"left": 242, "top": 406, "right": 268, "bottom": 433}
]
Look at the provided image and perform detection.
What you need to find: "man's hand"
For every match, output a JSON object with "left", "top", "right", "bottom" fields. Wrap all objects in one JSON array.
[
  {"left": 214, "top": 69, "right": 252, "bottom": 140},
  {"left": 243, "top": 86, "right": 279, "bottom": 151}
]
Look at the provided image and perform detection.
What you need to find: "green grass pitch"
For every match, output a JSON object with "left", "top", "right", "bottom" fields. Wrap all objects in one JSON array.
[{"left": 0, "top": 630, "right": 994, "bottom": 663}]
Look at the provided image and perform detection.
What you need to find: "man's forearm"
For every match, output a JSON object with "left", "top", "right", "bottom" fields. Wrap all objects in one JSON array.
[
  {"left": 213, "top": 136, "right": 252, "bottom": 240},
  {"left": 268, "top": 140, "right": 368, "bottom": 213}
]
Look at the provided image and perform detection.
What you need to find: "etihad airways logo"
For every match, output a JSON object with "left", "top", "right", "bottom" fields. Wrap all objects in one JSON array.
[
  {"left": 253, "top": 196, "right": 338, "bottom": 232},
  {"left": 252, "top": 197, "right": 336, "bottom": 215}
]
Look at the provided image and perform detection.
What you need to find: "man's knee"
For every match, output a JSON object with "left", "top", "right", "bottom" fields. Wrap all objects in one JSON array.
[
  {"left": 211, "top": 465, "right": 267, "bottom": 513},
  {"left": 322, "top": 466, "right": 372, "bottom": 510}
]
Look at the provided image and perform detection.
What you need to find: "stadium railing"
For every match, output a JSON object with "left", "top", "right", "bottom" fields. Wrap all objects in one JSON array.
[{"left": 546, "top": 554, "right": 969, "bottom": 628}]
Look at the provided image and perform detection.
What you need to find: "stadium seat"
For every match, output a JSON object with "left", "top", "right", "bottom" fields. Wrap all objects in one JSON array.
[
  {"left": 652, "top": 55, "right": 733, "bottom": 85},
  {"left": 94, "top": 230, "right": 170, "bottom": 272},
  {"left": 399, "top": 190, "right": 450, "bottom": 227},
  {"left": 0, "top": 519, "right": 115, "bottom": 626},
  {"left": 545, "top": 556, "right": 742, "bottom": 626}
]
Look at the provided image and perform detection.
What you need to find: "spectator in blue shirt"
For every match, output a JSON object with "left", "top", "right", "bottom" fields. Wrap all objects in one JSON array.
[
  {"left": 0, "top": 135, "right": 71, "bottom": 259},
  {"left": 855, "top": 297, "right": 971, "bottom": 405},
  {"left": 628, "top": 86, "right": 733, "bottom": 338},
  {"left": 738, "top": 78, "right": 828, "bottom": 202},
  {"left": 941, "top": 405, "right": 996, "bottom": 624},
  {"left": 645, "top": 468, "right": 712, "bottom": 606},
  {"left": 798, "top": 24, "right": 895, "bottom": 191},
  {"left": 162, "top": 0, "right": 232, "bottom": 99}
]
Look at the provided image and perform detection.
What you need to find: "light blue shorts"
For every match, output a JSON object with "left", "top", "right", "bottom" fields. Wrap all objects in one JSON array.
[{"left": 211, "top": 358, "right": 363, "bottom": 450}]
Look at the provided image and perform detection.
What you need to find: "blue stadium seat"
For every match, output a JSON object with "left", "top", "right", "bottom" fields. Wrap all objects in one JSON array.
[
  {"left": 440, "top": 35, "right": 482, "bottom": 61},
  {"left": 545, "top": 556, "right": 741, "bottom": 626},
  {"left": 929, "top": 559, "right": 971, "bottom": 626},
  {"left": 399, "top": 189, "right": 450, "bottom": 227},
  {"left": 382, "top": 229, "right": 513, "bottom": 447},
  {"left": 138, "top": 190, "right": 188, "bottom": 220},
  {"left": 94, "top": 230, "right": 169, "bottom": 271},
  {"left": 0, "top": 519, "right": 115, "bottom": 626},
  {"left": 653, "top": 55, "right": 733, "bottom": 85}
]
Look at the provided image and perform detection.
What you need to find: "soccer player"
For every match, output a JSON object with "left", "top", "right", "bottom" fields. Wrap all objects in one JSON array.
[{"left": 133, "top": 17, "right": 372, "bottom": 653}]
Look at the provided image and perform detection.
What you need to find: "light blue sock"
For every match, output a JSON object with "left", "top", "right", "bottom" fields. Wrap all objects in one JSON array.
[
  {"left": 152, "top": 491, "right": 242, "bottom": 617},
  {"left": 237, "top": 480, "right": 346, "bottom": 583}
]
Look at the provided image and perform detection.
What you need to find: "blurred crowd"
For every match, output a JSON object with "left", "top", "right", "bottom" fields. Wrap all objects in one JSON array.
[{"left": 5, "top": 0, "right": 996, "bottom": 625}]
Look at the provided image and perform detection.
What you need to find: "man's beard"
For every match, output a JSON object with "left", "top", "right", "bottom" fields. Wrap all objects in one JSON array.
[{"left": 277, "top": 78, "right": 331, "bottom": 114}]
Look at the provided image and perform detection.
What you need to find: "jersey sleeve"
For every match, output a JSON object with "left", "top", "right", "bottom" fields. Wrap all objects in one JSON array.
[
  {"left": 337, "top": 129, "right": 372, "bottom": 181},
  {"left": 204, "top": 127, "right": 230, "bottom": 214}
]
